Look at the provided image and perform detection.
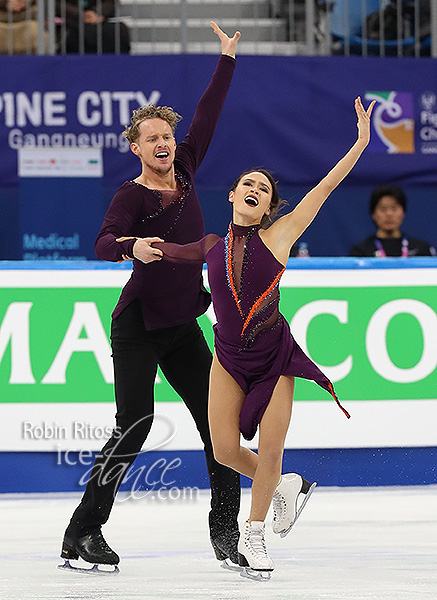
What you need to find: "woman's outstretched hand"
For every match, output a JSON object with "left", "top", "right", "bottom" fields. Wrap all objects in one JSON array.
[
  {"left": 355, "top": 96, "right": 375, "bottom": 146},
  {"left": 211, "top": 21, "right": 241, "bottom": 58}
]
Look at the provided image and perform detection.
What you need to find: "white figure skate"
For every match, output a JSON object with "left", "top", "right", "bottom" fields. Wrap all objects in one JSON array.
[
  {"left": 272, "top": 473, "right": 317, "bottom": 538},
  {"left": 238, "top": 520, "right": 274, "bottom": 581}
]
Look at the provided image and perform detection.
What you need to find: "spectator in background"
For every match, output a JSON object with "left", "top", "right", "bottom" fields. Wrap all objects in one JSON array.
[
  {"left": 0, "top": 0, "right": 44, "bottom": 53},
  {"left": 56, "top": 0, "right": 130, "bottom": 53},
  {"left": 290, "top": 241, "right": 310, "bottom": 257},
  {"left": 350, "top": 184, "right": 436, "bottom": 257}
]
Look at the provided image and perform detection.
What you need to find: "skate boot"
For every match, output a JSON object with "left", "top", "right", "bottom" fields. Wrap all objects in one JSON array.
[
  {"left": 211, "top": 529, "right": 241, "bottom": 571},
  {"left": 238, "top": 520, "right": 274, "bottom": 581},
  {"left": 58, "top": 529, "right": 120, "bottom": 574},
  {"left": 272, "top": 473, "right": 317, "bottom": 538}
]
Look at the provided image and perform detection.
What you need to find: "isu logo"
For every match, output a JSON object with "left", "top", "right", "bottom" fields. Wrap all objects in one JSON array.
[{"left": 365, "top": 91, "right": 415, "bottom": 154}]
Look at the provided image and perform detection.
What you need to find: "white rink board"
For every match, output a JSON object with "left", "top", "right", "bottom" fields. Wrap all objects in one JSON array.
[
  {"left": 0, "top": 265, "right": 436, "bottom": 288},
  {"left": 1, "top": 399, "right": 437, "bottom": 452}
]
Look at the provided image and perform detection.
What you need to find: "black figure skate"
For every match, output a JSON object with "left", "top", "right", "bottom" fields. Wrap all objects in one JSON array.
[
  {"left": 211, "top": 529, "right": 242, "bottom": 571},
  {"left": 58, "top": 529, "right": 120, "bottom": 575}
]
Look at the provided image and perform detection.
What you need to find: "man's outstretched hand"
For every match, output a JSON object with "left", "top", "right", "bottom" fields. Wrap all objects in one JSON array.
[{"left": 211, "top": 20, "right": 241, "bottom": 58}]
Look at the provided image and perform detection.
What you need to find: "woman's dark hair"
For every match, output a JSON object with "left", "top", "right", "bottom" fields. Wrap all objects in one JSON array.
[
  {"left": 369, "top": 185, "right": 407, "bottom": 215},
  {"left": 230, "top": 169, "right": 285, "bottom": 228}
]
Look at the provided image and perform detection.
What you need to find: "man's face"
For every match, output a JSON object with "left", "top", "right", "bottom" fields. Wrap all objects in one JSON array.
[
  {"left": 372, "top": 195, "right": 405, "bottom": 234},
  {"left": 131, "top": 118, "right": 176, "bottom": 176}
]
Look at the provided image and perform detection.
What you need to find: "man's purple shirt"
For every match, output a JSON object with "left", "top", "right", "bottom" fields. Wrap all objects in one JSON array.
[{"left": 94, "top": 55, "right": 235, "bottom": 329}]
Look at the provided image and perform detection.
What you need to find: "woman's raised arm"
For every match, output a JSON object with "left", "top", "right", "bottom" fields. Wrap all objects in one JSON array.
[{"left": 262, "top": 97, "right": 375, "bottom": 263}]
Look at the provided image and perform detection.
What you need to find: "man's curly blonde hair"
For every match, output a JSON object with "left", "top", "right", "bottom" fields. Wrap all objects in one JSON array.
[{"left": 122, "top": 105, "right": 183, "bottom": 144}]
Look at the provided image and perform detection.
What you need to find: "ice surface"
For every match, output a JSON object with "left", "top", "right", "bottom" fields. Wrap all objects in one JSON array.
[{"left": 0, "top": 486, "right": 436, "bottom": 600}]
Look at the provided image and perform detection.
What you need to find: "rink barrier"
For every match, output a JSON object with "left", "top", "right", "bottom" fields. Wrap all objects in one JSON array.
[
  {"left": 1, "top": 447, "right": 436, "bottom": 494},
  {"left": 1, "top": 257, "right": 437, "bottom": 269},
  {"left": 1, "top": 258, "right": 436, "bottom": 493}
]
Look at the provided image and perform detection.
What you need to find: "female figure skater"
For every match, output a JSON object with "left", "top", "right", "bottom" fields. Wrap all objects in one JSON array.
[{"left": 120, "top": 97, "right": 374, "bottom": 579}]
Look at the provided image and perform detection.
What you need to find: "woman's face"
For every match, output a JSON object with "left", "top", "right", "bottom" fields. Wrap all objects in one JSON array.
[
  {"left": 229, "top": 171, "right": 273, "bottom": 225},
  {"left": 372, "top": 195, "right": 405, "bottom": 234}
]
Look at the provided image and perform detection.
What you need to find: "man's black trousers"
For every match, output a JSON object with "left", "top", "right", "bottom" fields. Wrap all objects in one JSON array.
[{"left": 66, "top": 299, "right": 240, "bottom": 541}]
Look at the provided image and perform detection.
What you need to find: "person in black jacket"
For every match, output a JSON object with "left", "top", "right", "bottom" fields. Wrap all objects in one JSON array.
[
  {"left": 56, "top": 0, "right": 130, "bottom": 53},
  {"left": 350, "top": 185, "right": 436, "bottom": 257}
]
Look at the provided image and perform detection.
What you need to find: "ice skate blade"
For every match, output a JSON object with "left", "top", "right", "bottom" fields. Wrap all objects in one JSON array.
[
  {"left": 279, "top": 481, "right": 317, "bottom": 539},
  {"left": 58, "top": 559, "right": 120, "bottom": 575},
  {"left": 240, "top": 567, "right": 272, "bottom": 581},
  {"left": 220, "top": 558, "right": 243, "bottom": 572}
]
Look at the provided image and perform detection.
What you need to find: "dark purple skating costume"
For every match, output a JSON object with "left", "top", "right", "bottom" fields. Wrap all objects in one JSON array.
[
  {"left": 95, "top": 55, "right": 236, "bottom": 330},
  {"left": 65, "top": 56, "right": 242, "bottom": 546},
  {"left": 157, "top": 222, "right": 350, "bottom": 440}
]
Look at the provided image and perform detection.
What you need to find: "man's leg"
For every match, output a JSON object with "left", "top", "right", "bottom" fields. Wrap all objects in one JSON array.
[
  {"left": 62, "top": 301, "right": 158, "bottom": 563},
  {"left": 159, "top": 321, "right": 241, "bottom": 562}
]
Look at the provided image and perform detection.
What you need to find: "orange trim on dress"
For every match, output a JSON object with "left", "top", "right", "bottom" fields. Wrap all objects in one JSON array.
[
  {"left": 241, "top": 267, "right": 285, "bottom": 338},
  {"left": 226, "top": 225, "right": 244, "bottom": 317},
  {"left": 328, "top": 381, "right": 351, "bottom": 419}
]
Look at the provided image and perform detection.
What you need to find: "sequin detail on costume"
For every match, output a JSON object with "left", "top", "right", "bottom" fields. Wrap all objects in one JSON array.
[
  {"left": 224, "top": 222, "right": 285, "bottom": 340},
  {"left": 224, "top": 225, "right": 243, "bottom": 317},
  {"left": 243, "top": 299, "right": 279, "bottom": 349},
  {"left": 241, "top": 266, "right": 285, "bottom": 338},
  {"left": 131, "top": 170, "right": 192, "bottom": 237}
]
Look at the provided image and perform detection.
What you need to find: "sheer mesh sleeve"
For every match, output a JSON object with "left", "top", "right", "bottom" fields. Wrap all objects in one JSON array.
[{"left": 153, "top": 234, "right": 221, "bottom": 264}]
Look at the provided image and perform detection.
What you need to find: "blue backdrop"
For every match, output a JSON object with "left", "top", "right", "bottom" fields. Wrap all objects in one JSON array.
[{"left": 1, "top": 54, "right": 437, "bottom": 259}]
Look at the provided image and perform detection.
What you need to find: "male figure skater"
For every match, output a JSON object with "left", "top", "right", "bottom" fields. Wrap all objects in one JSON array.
[{"left": 60, "top": 22, "right": 241, "bottom": 573}]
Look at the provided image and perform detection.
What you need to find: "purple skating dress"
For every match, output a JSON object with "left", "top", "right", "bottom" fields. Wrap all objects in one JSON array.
[{"left": 156, "top": 223, "right": 350, "bottom": 440}]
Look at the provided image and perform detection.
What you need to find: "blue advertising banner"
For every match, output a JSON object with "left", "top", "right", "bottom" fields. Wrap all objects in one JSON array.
[{"left": 1, "top": 55, "right": 437, "bottom": 259}]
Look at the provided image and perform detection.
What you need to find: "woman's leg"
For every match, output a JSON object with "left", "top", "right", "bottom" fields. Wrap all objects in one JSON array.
[
  {"left": 208, "top": 353, "right": 259, "bottom": 479},
  {"left": 209, "top": 358, "right": 295, "bottom": 522},
  {"left": 249, "top": 375, "right": 294, "bottom": 522}
]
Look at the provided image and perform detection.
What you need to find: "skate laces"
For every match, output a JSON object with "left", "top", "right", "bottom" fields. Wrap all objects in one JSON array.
[
  {"left": 93, "top": 533, "right": 112, "bottom": 553},
  {"left": 246, "top": 526, "right": 268, "bottom": 558},
  {"left": 272, "top": 490, "right": 287, "bottom": 524}
]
